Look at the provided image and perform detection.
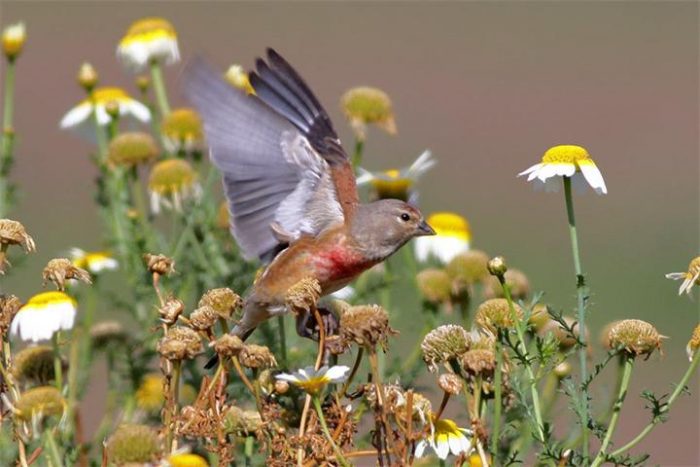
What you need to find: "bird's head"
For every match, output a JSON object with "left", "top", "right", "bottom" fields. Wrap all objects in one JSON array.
[{"left": 351, "top": 199, "right": 435, "bottom": 261}]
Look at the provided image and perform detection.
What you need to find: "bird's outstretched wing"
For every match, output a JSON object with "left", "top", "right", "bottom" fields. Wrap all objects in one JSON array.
[{"left": 184, "top": 49, "right": 357, "bottom": 263}]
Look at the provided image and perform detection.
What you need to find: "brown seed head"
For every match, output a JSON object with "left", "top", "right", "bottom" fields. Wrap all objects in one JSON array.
[
  {"left": 687, "top": 323, "right": 700, "bottom": 361},
  {"left": 12, "top": 345, "right": 56, "bottom": 384},
  {"left": 238, "top": 344, "right": 277, "bottom": 369},
  {"left": 0, "top": 219, "right": 36, "bottom": 273},
  {"left": 285, "top": 278, "right": 321, "bottom": 314},
  {"left": 483, "top": 268, "right": 531, "bottom": 300},
  {"left": 158, "top": 297, "right": 185, "bottom": 325},
  {"left": 486, "top": 255, "right": 508, "bottom": 277},
  {"left": 15, "top": 386, "right": 65, "bottom": 421},
  {"left": 446, "top": 250, "right": 490, "bottom": 285},
  {"left": 189, "top": 305, "right": 218, "bottom": 331},
  {"left": 416, "top": 268, "right": 452, "bottom": 304},
  {"left": 106, "top": 424, "right": 161, "bottom": 465},
  {"left": 143, "top": 253, "right": 175, "bottom": 276},
  {"left": 224, "top": 406, "right": 263, "bottom": 435},
  {"left": 461, "top": 349, "right": 497, "bottom": 377},
  {"left": 325, "top": 334, "right": 350, "bottom": 355},
  {"left": 0, "top": 294, "right": 21, "bottom": 335},
  {"left": 157, "top": 326, "right": 202, "bottom": 360},
  {"left": 421, "top": 324, "right": 472, "bottom": 372},
  {"left": 42, "top": 258, "right": 92, "bottom": 291},
  {"left": 607, "top": 319, "right": 663, "bottom": 357},
  {"left": 339, "top": 304, "right": 395, "bottom": 350},
  {"left": 475, "top": 298, "right": 524, "bottom": 332},
  {"left": 198, "top": 287, "right": 241, "bottom": 319},
  {"left": 212, "top": 333, "right": 244, "bottom": 358},
  {"left": 438, "top": 373, "right": 464, "bottom": 395}
]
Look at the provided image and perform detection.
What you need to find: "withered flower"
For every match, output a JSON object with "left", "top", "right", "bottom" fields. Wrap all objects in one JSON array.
[
  {"left": 421, "top": 324, "right": 472, "bottom": 372},
  {"left": 189, "top": 305, "right": 218, "bottom": 331},
  {"left": 687, "top": 323, "right": 700, "bottom": 361},
  {"left": 325, "top": 334, "right": 350, "bottom": 355},
  {"left": 12, "top": 345, "right": 56, "bottom": 384},
  {"left": 607, "top": 319, "right": 663, "bottom": 358},
  {"left": 42, "top": 258, "right": 92, "bottom": 291},
  {"left": 0, "top": 294, "right": 21, "bottom": 336},
  {"left": 475, "top": 298, "right": 524, "bottom": 333},
  {"left": 363, "top": 383, "right": 406, "bottom": 413},
  {"left": 144, "top": 253, "right": 175, "bottom": 276},
  {"left": 198, "top": 287, "right": 241, "bottom": 319},
  {"left": 106, "top": 424, "right": 161, "bottom": 465},
  {"left": 285, "top": 277, "right": 321, "bottom": 314},
  {"left": 0, "top": 219, "right": 36, "bottom": 273},
  {"left": 461, "top": 348, "right": 496, "bottom": 377},
  {"left": 157, "top": 326, "right": 203, "bottom": 360},
  {"left": 211, "top": 333, "right": 244, "bottom": 358},
  {"left": 339, "top": 304, "right": 395, "bottom": 350},
  {"left": 438, "top": 373, "right": 463, "bottom": 395},
  {"left": 224, "top": 406, "right": 263, "bottom": 436},
  {"left": 158, "top": 297, "right": 185, "bottom": 325},
  {"left": 238, "top": 344, "right": 277, "bottom": 369}
]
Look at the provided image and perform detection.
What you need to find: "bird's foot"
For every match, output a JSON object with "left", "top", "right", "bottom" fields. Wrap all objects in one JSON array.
[{"left": 295, "top": 306, "right": 339, "bottom": 341}]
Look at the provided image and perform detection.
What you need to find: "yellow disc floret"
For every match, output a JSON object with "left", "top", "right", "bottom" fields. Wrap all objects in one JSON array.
[
  {"left": 23, "top": 291, "right": 76, "bottom": 310},
  {"left": 541, "top": 145, "right": 592, "bottom": 165},
  {"left": 148, "top": 159, "right": 197, "bottom": 195},
  {"left": 120, "top": 17, "right": 176, "bottom": 46}
]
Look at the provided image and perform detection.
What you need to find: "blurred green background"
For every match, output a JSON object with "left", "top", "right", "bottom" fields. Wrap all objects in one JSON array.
[{"left": 1, "top": 1, "right": 698, "bottom": 464}]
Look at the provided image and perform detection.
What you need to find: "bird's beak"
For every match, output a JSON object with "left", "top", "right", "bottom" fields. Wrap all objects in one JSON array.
[{"left": 416, "top": 219, "right": 436, "bottom": 236}]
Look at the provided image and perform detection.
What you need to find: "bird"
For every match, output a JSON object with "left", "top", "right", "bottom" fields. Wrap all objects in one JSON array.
[{"left": 184, "top": 49, "right": 435, "bottom": 365}]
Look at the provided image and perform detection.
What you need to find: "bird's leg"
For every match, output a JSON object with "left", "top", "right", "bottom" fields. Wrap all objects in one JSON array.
[{"left": 295, "top": 306, "right": 339, "bottom": 341}]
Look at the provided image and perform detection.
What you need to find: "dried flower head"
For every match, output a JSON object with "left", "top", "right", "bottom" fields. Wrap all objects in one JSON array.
[
  {"left": 339, "top": 304, "right": 395, "bottom": 350},
  {"left": 461, "top": 349, "right": 496, "bottom": 377},
  {"left": 11, "top": 291, "right": 77, "bottom": 342},
  {"left": 90, "top": 320, "right": 128, "bottom": 349},
  {"left": 483, "top": 269, "right": 531, "bottom": 300},
  {"left": 325, "top": 334, "right": 350, "bottom": 355},
  {"left": 540, "top": 316, "right": 579, "bottom": 351},
  {"left": 144, "top": 253, "right": 175, "bottom": 276},
  {"left": 285, "top": 278, "right": 322, "bottom": 314},
  {"left": 487, "top": 256, "right": 507, "bottom": 277},
  {"left": 446, "top": 250, "right": 490, "bottom": 285},
  {"left": 157, "top": 327, "right": 203, "bottom": 360},
  {"left": 106, "top": 424, "right": 161, "bottom": 465},
  {"left": 438, "top": 373, "right": 464, "bottom": 395},
  {"left": 224, "top": 406, "right": 263, "bottom": 435},
  {"left": 687, "top": 323, "right": 700, "bottom": 361},
  {"left": 0, "top": 219, "right": 35, "bottom": 273},
  {"left": 158, "top": 297, "right": 185, "bottom": 325},
  {"left": 518, "top": 144, "right": 607, "bottom": 195},
  {"left": 341, "top": 86, "right": 396, "bottom": 141},
  {"left": 161, "top": 108, "right": 204, "bottom": 153},
  {"left": 422, "top": 324, "right": 472, "bottom": 372},
  {"left": 238, "top": 344, "right": 277, "bottom": 369},
  {"left": 108, "top": 132, "right": 159, "bottom": 167},
  {"left": 148, "top": 159, "right": 201, "bottom": 214},
  {"left": 15, "top": 386, "right": 65, "bottom": 421},
  {"left": 666, "top": 256, "right": 700, "bottom": 296},
  {"left": 416, "top": 268, "right": 452, "bottom": 304},
  {"left": 188, "top": 305, "right": 218, "bottom": 331},
  {"left": 475, "top": 299, "right": 524, "bottom": 332},
  {"left": 363, "top": 383, "right": 406, "bottom": 413},
  {"left": 198, "top": 288, "right": 241, "bottom": 319},
  {"left": 12, "top": 345, "right": 56, "bottom": 384},
  {"left": 414, "top": 212, "right": 471, "bottom": 264},
  {"left": 225, "top": 64, "right": 255, "bottom": 95},
  {"left": 2, "top": 22, "right": 26, "bottom": 60},
  {"left": 42, "top": 258, "right": 92, "bottom": 291},
  {"left": 212, "top": 334, "right": 244, "bottom": 358},
  {"left": 0, "top": 294, "right": 21, "bottom": 336},
  {"left": 117, "top": 17, "right": 179, "bottom": 71},
  {"left": 607, "top": 319, "right": 663, "bottom": 357},
  {"left": 77, "top": 62, "right": 98, "bottom": 91}
]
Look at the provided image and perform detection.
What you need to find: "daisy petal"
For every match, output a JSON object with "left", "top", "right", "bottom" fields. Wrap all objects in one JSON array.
[{"left": 579, "top": 160, "right": 607, "bottom": 195}]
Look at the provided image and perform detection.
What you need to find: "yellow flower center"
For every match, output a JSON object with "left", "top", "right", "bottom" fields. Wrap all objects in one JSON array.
[
  {"left": 168, "top": 453, "right": 209, "bottom": 467},
  {"left": 687, "top": 256, "right": 700, "bottom": 283},
  {"left": 341, "top": 87, "right": 394, "bottom": 124},
  {"left": 148, "top": 159, "right": 197, "bottom": 194},
  {"left": 22, "top": 291, "right": 76, "bottom": 311},
  {"left": 292, "top": 375, "right": 330, "bottom": 395},
  {"left": 427, "top": 212, "right": 471, "bottom": 241},
  {"left": 120, "top": 17, "right": 177, "bottom": 46},
  {"left": 162, "top": 108, "right": 203, "bottom": 142},
  {"left": 541, "top": 145, "right": 592, "bottom": 164},
  {"left": 135, "top": 374, "right": 165, "bottom": 412},
  {"left": 83, "top": 87, "right": 131, "bottom": 106},
  {"left": 433, "top": 418, "right": 461, "bottom": 436}
]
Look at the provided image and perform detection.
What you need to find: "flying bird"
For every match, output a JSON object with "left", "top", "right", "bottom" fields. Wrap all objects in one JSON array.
[{"left": 185, "top": 49, "right": 434, "bottom": 364}]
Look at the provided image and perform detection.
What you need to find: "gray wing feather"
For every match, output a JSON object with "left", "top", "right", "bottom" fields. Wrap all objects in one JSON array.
[{"left": 184, "top": 58, "right": 343, "bottom": 262}]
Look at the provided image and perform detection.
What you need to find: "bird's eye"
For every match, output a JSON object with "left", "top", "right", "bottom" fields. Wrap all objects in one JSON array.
[{"left": 400, "top": 213, "right": 411, "bottom": 222}]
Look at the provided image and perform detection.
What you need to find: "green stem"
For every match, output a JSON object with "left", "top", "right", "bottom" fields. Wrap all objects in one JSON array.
[
  {"left": 491, "top": 333, "right": 503, "bottom": 460},
  {"left": 0, "top": 59, "right": 16, "bottom": 217},
  {"left": 611, "top": 350, "right": 700, "bottom": 456},
  {"left": 244, "top": 436, "right": 254, "bottom": 466},
  {"left": 351, "top": 138, "right": 364, "bottom": 170},
  {"left": 44, "top": 429, "right": 63, "bottom": 467},
  {"left": 591, "top": 356, "right": 634, "bottom": 467},
  {"left": 165, "top": 359, "right": 182, "bottom": 454},
  {"left": 52, "top": 332, "right": 63, "bottom": 391},
  {"left": 563, "top": 176, "right": 590, "bottom": 459},
  {"left": 150, "top": 60, "right": 171, "bottom": 116},
  {"left": 312, "top": 396, "right": 350, "bottom": 467},
  {"left": 277, "top": 316, "right": 287, "bottom": 368}
]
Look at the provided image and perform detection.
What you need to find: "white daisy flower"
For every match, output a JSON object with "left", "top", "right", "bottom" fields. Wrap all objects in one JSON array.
[
  {"left": 666, "top": 256, "right": 700, "bottom": 296},
  {"left": 117, "top": 17, "right": 180, "bottom": 71},
  {"left": 59, "top": 87, "right": 151, "bottom": 131},
  {"left": 415, "top": 417, "right": 473, "bottom": 460},
  {"left": 414, "top": 212, "right": 470, "bottom": 263},
  {"left": 148, "top": 159, "right": 202, "bottom": 214},
  {"left": 357, "top": 150, "right": 435, "bottom": 201},
  {"left": 10, "top": 291, "right": 77, "bottom": 342},
  {"left": 275, "top": 365, "right": 349, "bottom": 395},
  {"left": 69, "top": 248, "right": 118, "bottom": 274},
  {"left": 518, "top": 144, "right": 607, "bottom": 195},
  {"left": 2, "top": 22, "right": 26, "bottom": 60}
]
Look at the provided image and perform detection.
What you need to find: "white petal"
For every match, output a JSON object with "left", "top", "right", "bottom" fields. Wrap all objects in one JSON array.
[
  {"left": 331, "top": 286, "right": 355, "bottom": 300},
  {"left": 551, "top": 163, "right": 576, "bottom": 177},
  {"left": 60, "top": 103, "right": 92, "bottom": 129},
  {"left": 679, "top": 277, "right": 694, "bottom": 295},
  {"left": 275, "top": 373, "right": 300, "bottom": 383},
  {"left": 666, "top": 272, "right": 686, "bottom": 280},
  {"left": 94, "top": 106, "right": 111, "bottom": 126},
  {"left": 407, "top": 150, "right": 436, "bottom": 179},
  {"left": 435, "top": 437, "right": 450, "bottom": 459},
  {"left": 324, "top": 365, "right": 350, "bottom": 382},
  {"left": 518, "top": 163, "right": 542, "bottom": 178},
  {"left": 535, "top": 163, "right": 560, "bottom": 182},
  {"left": 126, "top": 100, "right": 151, "bottom": 123},
  {"left": 355, "top": 168, "right": 375, "bottom": 185},
  {"left": 579, "top": 162, "right": 607, "bottom": 195},
  {"left": 414, "top": 440, "right": 427, "bottom": 458},
  {"left": 448, "top": 434, "right": 464, "bottom": 455}
]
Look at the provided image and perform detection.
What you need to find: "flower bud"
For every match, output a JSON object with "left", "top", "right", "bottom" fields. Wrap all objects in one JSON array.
[
  {"left": 157, "top": 326, "right": 203, "bottom": 360},
  {"left": 136, "top": 75, "right": 150, "bottom": 94},
  {"left": 274, "top": 379, "right": 289, "bottom": 394},
  {"left": 446, "top": 250, "right": 490, "bottom": 285},
  {"left": 487, "top": 256, "right": 507, "bottom": 277},
  {"left": 189, "top": 305, "right": 218, "bottom": 331},
  {"left": 105, "top": 100, "right": 120, "bottom": 120},
  {"left": 12, "top": 345, "right": 56, "bottom": 384},
  {"left": 2, "top": 23, "right": 26, "bottom": 61},
  {"left": 198, "top": 288, "right": 241, "bottom": 319},
  {"left": 77, "top": 62, "right": 98, "bottom": 92},
  {"left": 212, "top": 333, "right": 244, "bottom": 358},
  {"left": 285, "top": 278, "right": 321, "bottom": 315},
  {"left": 341, "top": 86, "right": 396, "bottom": 141}
]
